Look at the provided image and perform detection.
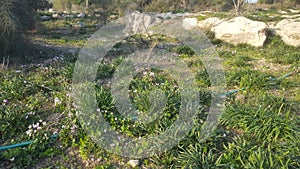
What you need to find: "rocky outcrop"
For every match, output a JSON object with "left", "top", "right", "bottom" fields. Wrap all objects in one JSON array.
[
  {"left": 183, "top": 18, "right": 198, "bottom": 30},
  {"left": 196, "top": 15, "right": 300, "bottom": 47},
  {"left": 281, "top": 14, "right": 300, "bottom": 19},
  {"left": 125, "top": 11, "right": 159, "bottom": 34},
  {"left": 197, "top": 17, "right": 224, "bottom": 29},
  {"left": 210, "top": 17, "right": 267, "bottom": 47},
  {"left": 289, "top": 9, "right": 300, "bottom": 14},
  {"left": 156, "top": 12, "right": 177, "bottom": 20},
  {"left": 274, "top": 19, "right": 300, "bottom": 47}
]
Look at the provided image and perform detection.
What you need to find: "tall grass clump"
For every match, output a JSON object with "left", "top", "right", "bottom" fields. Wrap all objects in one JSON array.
[{"left": 0, "top": 0, "right": 36, "bottom": 59}]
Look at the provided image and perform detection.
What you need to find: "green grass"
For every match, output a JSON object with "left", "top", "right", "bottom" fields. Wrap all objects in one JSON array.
[
  {"left": 197, "top": 12, "right": 233, "bottom": 21},
  {"left": 245, "top": 9, "right": 283, "bottom": 22},
  {"left": 0, "top": 14, "right": 299, "bottom": 168}
]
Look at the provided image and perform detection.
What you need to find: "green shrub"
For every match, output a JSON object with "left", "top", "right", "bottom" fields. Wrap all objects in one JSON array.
[
  {"left": 52, "top": 0, "right": 72, "bottom": 12},
  {"left": 0, "top": 0, "right": 38, "bottom": 58}
]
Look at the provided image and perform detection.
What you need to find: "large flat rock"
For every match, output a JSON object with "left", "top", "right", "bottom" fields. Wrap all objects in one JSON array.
[
  {"left": 211, "top": 17, "right": 267, "bottom": 47},
  {"left": 275, "top": 19, "right": 300, "bottom": 47},
  {"left": 197, "top": 17, "right": 224, "bottom": 29}
]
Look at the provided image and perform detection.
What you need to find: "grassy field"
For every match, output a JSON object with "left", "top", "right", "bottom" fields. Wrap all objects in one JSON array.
[{"left": 0, "top": 10, "right": 299, "bottom": 168}]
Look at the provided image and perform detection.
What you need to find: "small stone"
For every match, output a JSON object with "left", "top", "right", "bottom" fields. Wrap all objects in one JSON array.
[
  {"left": 52, "top": 13, "right": 59, "bottom": 18},
  {"left": 74, "top": 21, "right": 86, "bottom": 28},
  {"left": 77, "top": 12, "right": 85, "bottom": 18},
  {"left": 40, "top": 15, "right": 51, "bottom": 21},
  {"left": 49, "top": 8, "right": 55, "bottom": 13},
  {"left": 128, "top": 160, "right": 139, "bottom": 168},
  {"left": 65, "top": 15, "right": 75, "bottom": 18}
]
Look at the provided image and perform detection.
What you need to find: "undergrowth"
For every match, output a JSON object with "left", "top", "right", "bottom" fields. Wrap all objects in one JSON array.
[{"left": 0, "top": 13, "right": 299, "bottom": 169}]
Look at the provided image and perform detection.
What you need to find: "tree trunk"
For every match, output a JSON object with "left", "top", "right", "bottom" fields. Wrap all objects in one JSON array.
[
  {"left": 232, "top": 0, "right": 244, "bottom": 16},
  {"left": 85, "top": 0, "right": 89, "bottom": 9}
]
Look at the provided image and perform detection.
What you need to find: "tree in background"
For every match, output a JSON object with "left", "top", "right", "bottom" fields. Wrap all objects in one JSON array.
[
  {"left": 232, "top": 0, "right": 246, "bottom": 15},
  {"left": 52, "top": 0, "right": 72, "bottom": 12},
  {"left": 90, "top": 0, "right": 118, "bottom": 23}
]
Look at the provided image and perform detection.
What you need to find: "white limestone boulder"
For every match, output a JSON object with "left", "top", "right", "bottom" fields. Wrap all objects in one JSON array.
[
  {"left": 197, "top": 17, "right": 224, "bottom": 29},
  {"left": 289, "top": 9, "right": 300, "bottom": 14},
  {"left": 156, "top": 12, "right": 177, "bottom": 20},
  {"left": 183, "top": 18, "right": 198, "bottom": 30},
  {"left": 274, "top": 19, "right": 300, "bottom": 47},
  {"left": 212, "top": 16, "right": 267, "bottom": 47},
  {"left": 125, "top": 11, "right": 160, "bottom": 35}
]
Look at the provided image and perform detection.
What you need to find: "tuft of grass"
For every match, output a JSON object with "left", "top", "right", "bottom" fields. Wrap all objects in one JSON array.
[
  {"left": 245, "top": 8, "right": 283, "bottom": 22},
  {"left": 264, "top": 35, "right": 300, "bottom": 65}
]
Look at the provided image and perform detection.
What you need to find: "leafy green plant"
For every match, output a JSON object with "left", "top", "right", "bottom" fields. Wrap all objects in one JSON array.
[
  {"left": 176, "top": 143, "right": 218, "bottom": 169},
  {"left": 264, "top": 35, "right": 300, "bottom": 65}
]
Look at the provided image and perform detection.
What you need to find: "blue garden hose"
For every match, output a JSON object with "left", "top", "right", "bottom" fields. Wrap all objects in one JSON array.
[
  {"left": 223, "top": 71, "right": 294, "bottom": 96},
  {"left": 0, "top": 72, "right": 295, "bottom": 152},
  {"left": 269, "top": 72, "right": 294, "bottom": 81},
  {"left": 0, "top": 134, "right": 58, "bottom": 151}
]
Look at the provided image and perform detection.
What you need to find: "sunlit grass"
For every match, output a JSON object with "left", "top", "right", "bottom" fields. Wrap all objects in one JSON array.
[{"left": 0, "top": 14, "right": 299, "bottom": 168}]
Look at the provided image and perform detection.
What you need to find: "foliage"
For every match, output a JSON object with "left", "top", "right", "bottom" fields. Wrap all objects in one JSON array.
[
  {"left": 0, "top": 0, "right": 31, "bottom": 57},
  {"left": 1, "top": 11, "right": 300, "bottom": 168},
  {"left": 0, "top": 0, "right": 49, "bottom": 58},
  {"left": 259, "top": 0, "right": 300, "bottom": 5},
  {"left": 52, "top": 0, "right": 72, "bottom": 12}
]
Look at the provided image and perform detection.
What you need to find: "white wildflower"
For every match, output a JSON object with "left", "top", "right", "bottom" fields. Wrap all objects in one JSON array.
[
  {"left": 33, "top": 123, "right": 39, "bottom": 128},
  {"left": 26, "top": 129, "right": 32, "bottom": 136},
  {"left": 149, "top": 72, "right": 155, "bottom": 77},
  {"left": 9, "top": 157, "right": 15, "bottom": 162},
  {"left": 54, "top": 97, "right": 62, "bottom": 106}
]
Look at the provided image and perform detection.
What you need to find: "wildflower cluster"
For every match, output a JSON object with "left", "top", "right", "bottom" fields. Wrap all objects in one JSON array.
[
  {"left": 2, "top": 99, "right": 8, "bottom": 105},
  {"left": 26, "top": 120, "right": 47, "bottom": 138}
]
